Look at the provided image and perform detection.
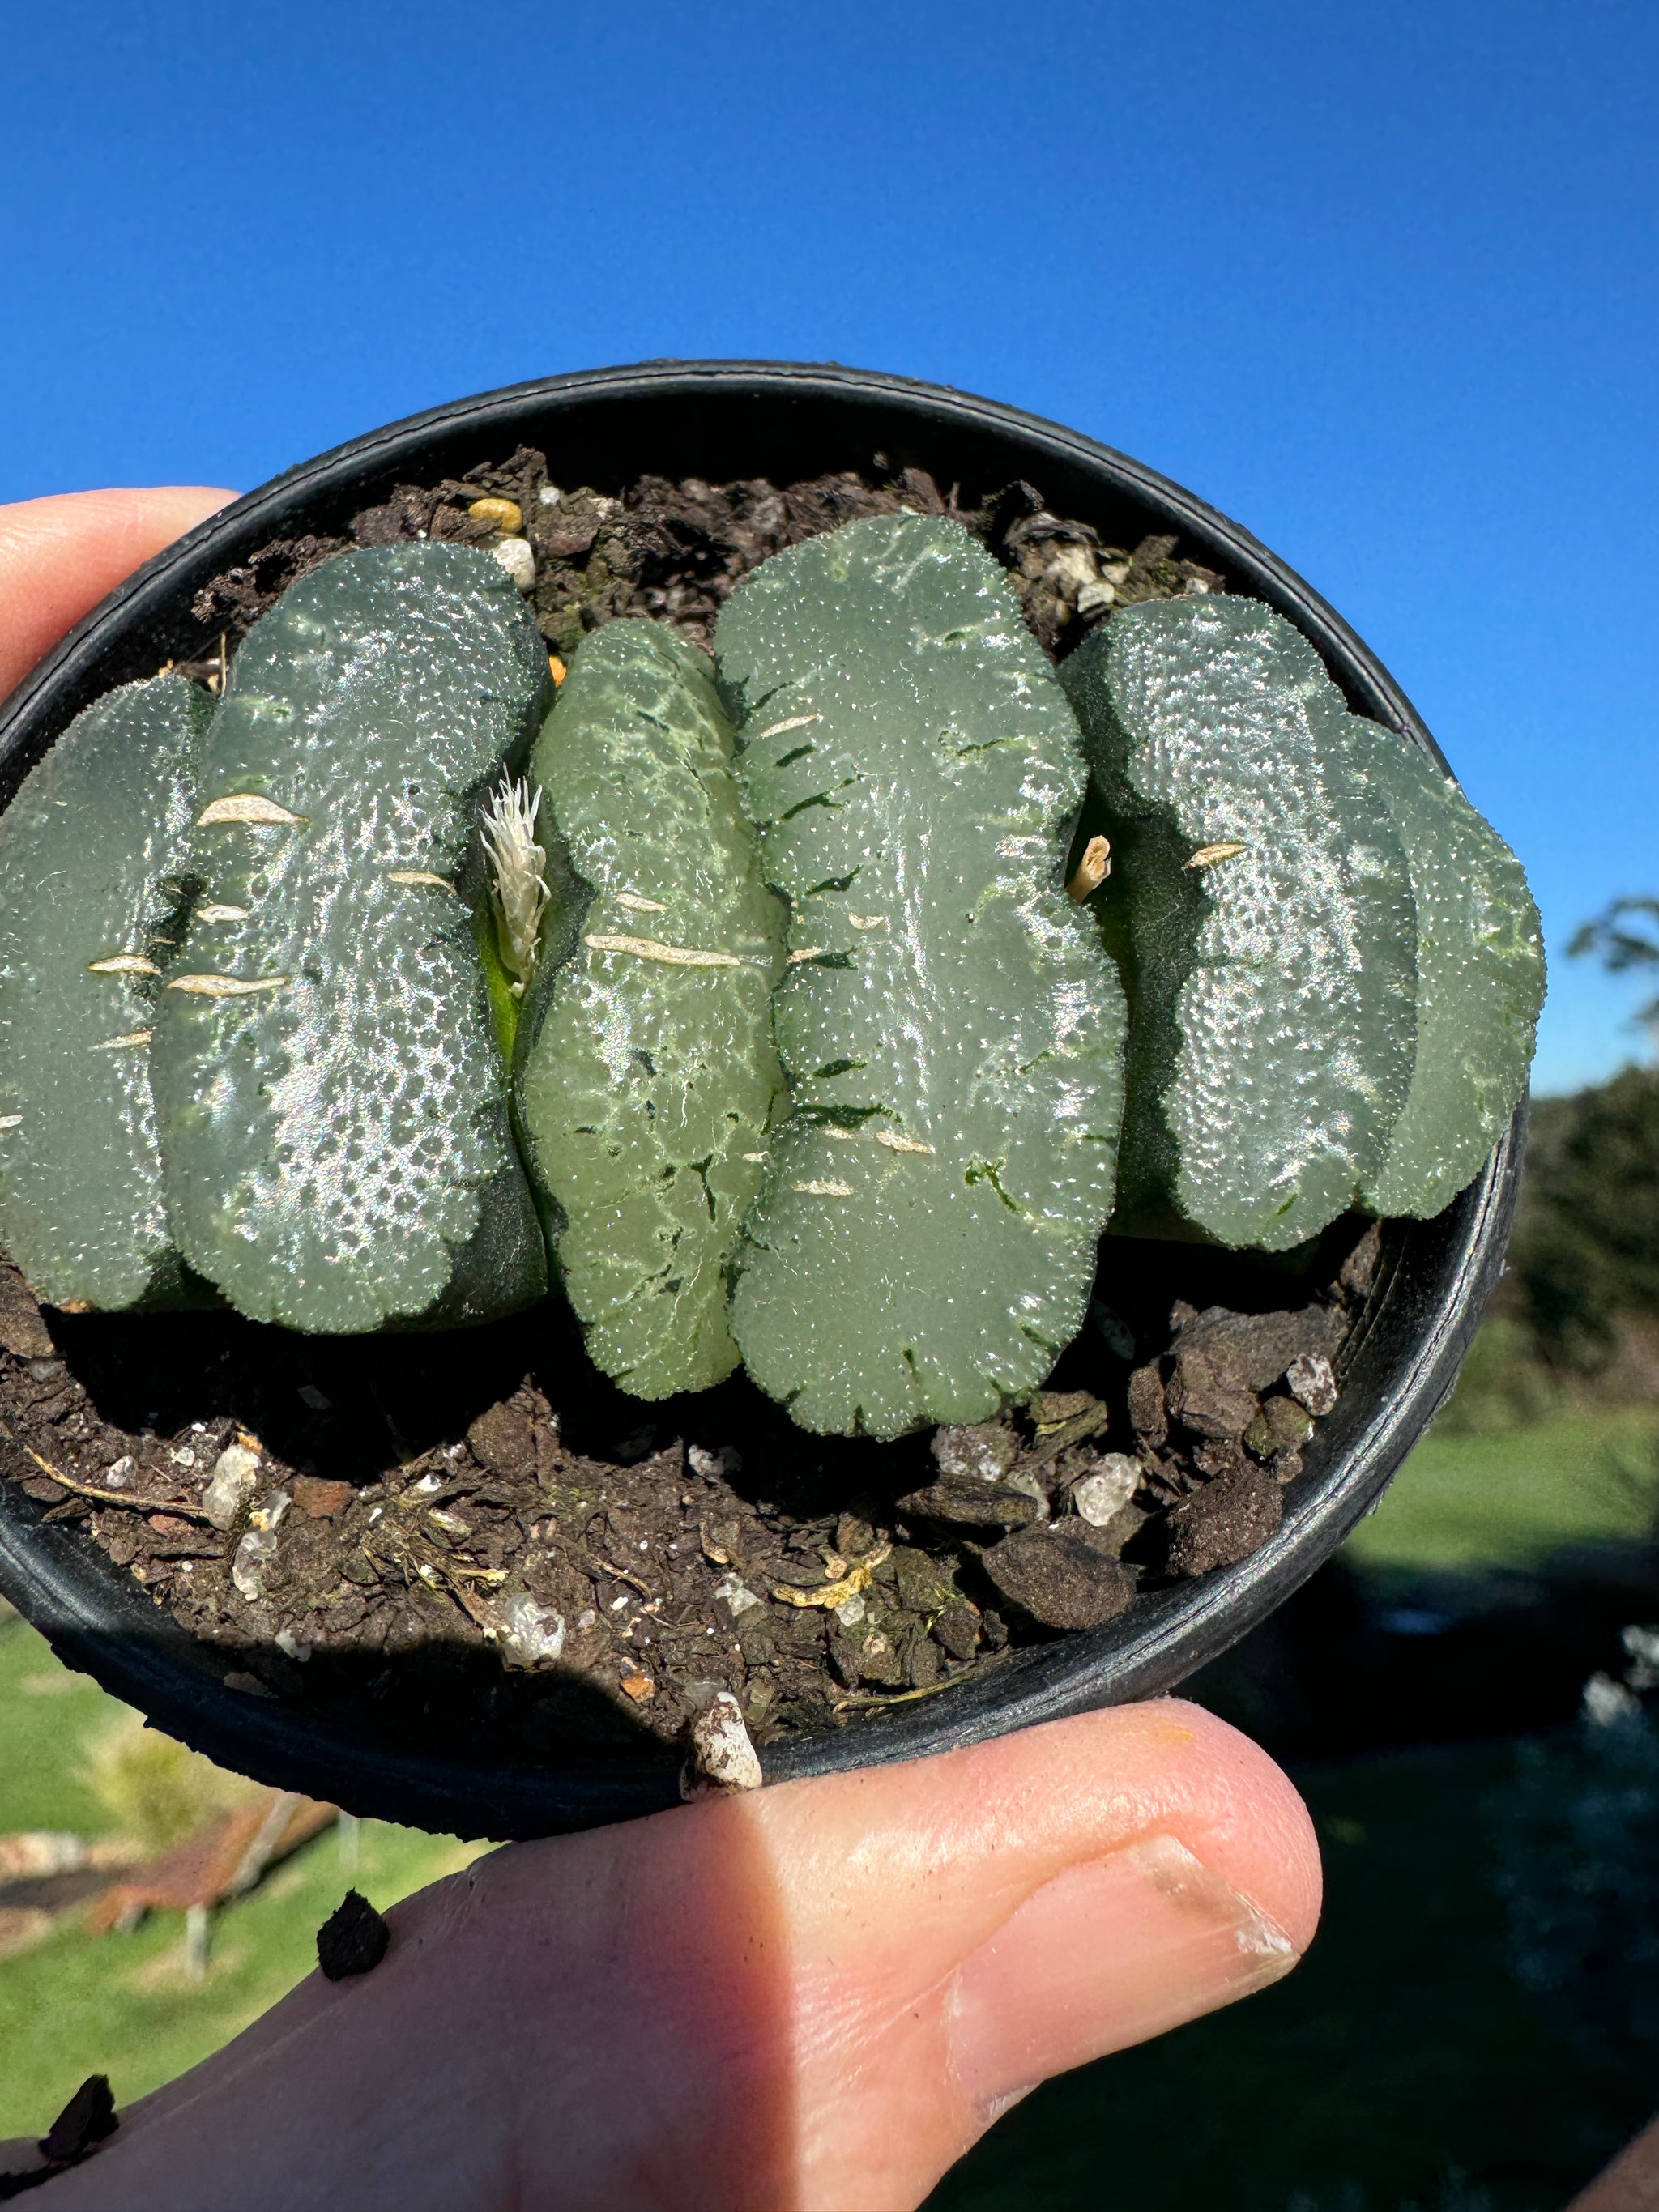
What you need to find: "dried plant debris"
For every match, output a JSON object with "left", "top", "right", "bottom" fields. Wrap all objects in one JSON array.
[
  {"left": 189, "top": 449, "right": 1226, "bottom": 673},
  {"left": 316, "top": 1887, "right": 390, "bottom": 1980},
  {"left": 0, "top": 1217, "right": 1380, "bottom": 1752}
]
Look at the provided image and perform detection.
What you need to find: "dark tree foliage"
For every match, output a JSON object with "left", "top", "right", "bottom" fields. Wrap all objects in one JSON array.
[
  {"left": 1570, "top": 895, "right": 1659, "bottom": 1042},
  {"left": 1506, "top": 1065, "right": 1659, "bottom": 1368}
]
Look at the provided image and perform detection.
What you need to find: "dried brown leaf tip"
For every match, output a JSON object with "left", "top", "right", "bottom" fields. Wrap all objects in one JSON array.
[
  {"left": 195, "top": 793, "right": 305, "bottom": 827},
  {"left": 1066, "top": 834, "right": 1111, "bottom": 901},
  {"left": 87, "top": 953, "right": 160, "bottom": 976},
  {"left": 317, "top": 1888, "right": 390, "bottom": 1980}
]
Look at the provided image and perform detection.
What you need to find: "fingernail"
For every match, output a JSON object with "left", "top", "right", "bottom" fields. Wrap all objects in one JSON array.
[{"left": 949, "top": 1832, "right": 1299, "bottom": 2118}]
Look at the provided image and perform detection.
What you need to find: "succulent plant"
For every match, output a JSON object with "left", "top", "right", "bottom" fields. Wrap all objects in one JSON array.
[
  {"left": 715, "top": 514, "right": 1127, "bottom": 1438},
  {"left": 1358, "top": 726, "right": 1546, "bottom": 1217},
  {"left": 150, "top": 545, "right": 554, "bottom": 1332},
  {"left": 515, "top": 619, "right": 788, "bottom": 1396},
  {"left": 0, "top": 675, "right": 212, "bottom": 1311},
  {"left": 0, "top": 507, "right": 1541, "bottom": 1448},
  {"left": 1060, "top": 594, "right": 1542, "bottom": 1248}
]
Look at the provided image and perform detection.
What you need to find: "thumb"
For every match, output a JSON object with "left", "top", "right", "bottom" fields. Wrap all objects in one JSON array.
[
  {"left": 0, "top": 487, "right": 236, "bottom": 705},
  {"left": 66, "top": 1701, "right": 1319, "bottom": 2212}
]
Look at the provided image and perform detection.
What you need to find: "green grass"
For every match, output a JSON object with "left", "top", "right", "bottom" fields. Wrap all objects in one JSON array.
[
  {"left": 0, "top": 1613, "right": 134, "bottom": 1837},
  {"left": 0, "top": 1617, "right": 482, "bottom": 2137},
  {"left": 1342, "top": 1407, "right": 1659, "bottom": 1572}
]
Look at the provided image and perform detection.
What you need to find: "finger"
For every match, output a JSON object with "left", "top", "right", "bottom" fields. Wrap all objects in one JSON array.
[
  {"left": 740, "top": 1696, "right": 1320, "bottom": 2206},
  {"left": 0, "top": 488, "right": 235, "bottom": 705},
  {"left": 63, "top": 1700, "right": 1317, "bottom": 2212},
  {"left": 1568, "top": 2113, "right": 1659, "bottom": 2210}
]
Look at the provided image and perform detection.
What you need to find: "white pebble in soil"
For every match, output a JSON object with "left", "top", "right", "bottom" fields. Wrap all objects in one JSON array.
[
  {"left": 1071, "top": 1455, "right": 1142, "bottom": 1527},
  {"left": 203, "top": 1443, "right": 261, "bottom": 1529},
  {"left": 496, "top": 1592, "right": 565, "bottom": 1666},
  {"left": 490, "top": 537, "right": 536, "bottom": 591},
  {"left": 1286, "top": 1353, "right": 1337, "bottom": 1417},
  {"left": 681, "top": 1691, "right": 763, "bottom": 1799},
  {"left": 712, "top": 1571, "right": 761, "bottom": 1617}
]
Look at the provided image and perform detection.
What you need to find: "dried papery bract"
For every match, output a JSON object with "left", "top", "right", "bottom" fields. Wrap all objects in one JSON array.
[
  {"left": 151, "top": 544, "right": 553, "bottom": 1333},
  {"left": 717, "top": 514, "right": 1127, "bottom": 1439},
  {"left": 481, "top": 776, "right": 551, "bottom": 996},
  {"left": 0, "top": 676, "right": 211, "bottom": 1311}
]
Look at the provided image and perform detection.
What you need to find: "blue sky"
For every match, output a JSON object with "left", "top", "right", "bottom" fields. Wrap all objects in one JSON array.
[{"left": 4, "top": 0, "right": 1655, "bottom": 1093}]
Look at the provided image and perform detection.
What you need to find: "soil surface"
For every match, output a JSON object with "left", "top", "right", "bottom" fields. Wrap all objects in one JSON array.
[
  {"left": 0, "top": 1221, "right": 1381, "bottom": 1764},
  {"left": 2, "top": 452, "right": 1392, "bottom": 1772}
]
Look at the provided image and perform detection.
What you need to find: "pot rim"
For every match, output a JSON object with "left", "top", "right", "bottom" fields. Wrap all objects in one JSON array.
[{"left": 0, "top": 360, "right": 1519, "bottom": 1837}]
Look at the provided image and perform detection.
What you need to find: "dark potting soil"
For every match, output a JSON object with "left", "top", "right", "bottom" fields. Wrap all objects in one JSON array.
[
  {"left": 1, "top": 448, "right": 1386, "bottom": 1771},
  {"left": 0, "top": 1221, "right": 1382, "bottom": 1762},
  {"left": 183, "top": 445, "right": 1226, "bottom": 673}
]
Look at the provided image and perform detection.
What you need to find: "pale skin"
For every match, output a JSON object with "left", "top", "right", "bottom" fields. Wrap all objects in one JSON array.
[{"left": 0, "top": 487, "right": 1356, "bottom": 2210}]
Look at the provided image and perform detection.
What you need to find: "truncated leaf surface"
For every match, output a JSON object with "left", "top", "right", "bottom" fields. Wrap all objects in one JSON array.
[
  {"left": 1062, "top": 595, "right": 1418, "bottom": 1250},
  {"left": 1357, "top": 725, "right": 1544, "bottom": 1216},
  {"left": 151, "top": 545, "right": 552, "bottom": 1332},
  {"left": 517, "top": 620, "right": 788, "bottom": 1396},
  {"left": 0, "top": 676, "right": 211, "bottom": 1310},
  {"left": 716, "top": 514, "right": 1126, "bottom": 1438}
]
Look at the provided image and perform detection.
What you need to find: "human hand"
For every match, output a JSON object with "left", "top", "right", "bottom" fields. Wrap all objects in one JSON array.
[{"left": 0, "top": 490, "right": 1321, "bottom": 2212}]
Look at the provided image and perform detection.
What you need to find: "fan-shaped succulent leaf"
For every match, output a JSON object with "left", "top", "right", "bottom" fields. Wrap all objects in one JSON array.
[
  {"left": 716, "top": 514, "right": 1127, "bottom": 1439},
  {"left": 151, "top": 544, "right": 553, "bottom": 1332},
  {"left": 516, "top": 620, "right": 788, "bottom": 1396},
  {"left": 1061, "top": 595, "right": 1418, "bottom": 1250},
  {"left": 0, "top": 676, "right": 211, "bottom": 1311},
  {"left": 1358, "top": 727, "right": 1544, "bottom": 1216}
]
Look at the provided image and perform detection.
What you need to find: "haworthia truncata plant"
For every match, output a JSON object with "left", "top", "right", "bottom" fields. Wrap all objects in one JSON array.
[
  {"left": 1354, "top": 721, "right": 1544, "bottom": 1217},
  {"left": 1062, "top": 595, "right": 1418, "bottom": 1250},
  {"left": 1063, "top": 593, "right": 1542, "bottom": 1247},
  {"left": 716, "top": 514, "right": 1127, "bottom": 1439},
  {"left": 0, "top": 676, "right": 212, "bottom": 1311},
  {"left": 516, "top": 620, "right": 789, "bottom": 1397},
  {"left": 151, "top": 544, "right": 554, "bottom": 1332}
]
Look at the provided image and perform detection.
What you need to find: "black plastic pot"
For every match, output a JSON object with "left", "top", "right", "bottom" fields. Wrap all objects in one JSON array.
[{"left": 0, "top": 361, "right": 1522, "bottom": 1837}]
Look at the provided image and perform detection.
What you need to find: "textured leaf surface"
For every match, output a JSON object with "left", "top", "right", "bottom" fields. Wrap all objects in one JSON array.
[
  {"left": 716, "top": 514, "right": 1126, "bottom": 1438},
  {"left": 0, "top": 676, "right": 211, "bottom": 1310},
  {"left": 151, "top": 545, "right": 552, "bottom": 1332},
  {"left": 1062, "top": 595, "right": 1418, "bottom": 1250},
  {"left": 1358, "top": 727, "right": 1544, "bottom": 1216},
  {"left": 517, "top": 620, "right": 787, "bottom": 1396}
]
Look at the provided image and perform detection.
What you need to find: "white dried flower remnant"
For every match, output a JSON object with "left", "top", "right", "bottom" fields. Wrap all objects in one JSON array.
[
  {"left": 680, "top": 1690, "right": 764, "bottom": 1798},
  {"left": 481, "top": 777, "right": 551, "bottom": 997}
]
